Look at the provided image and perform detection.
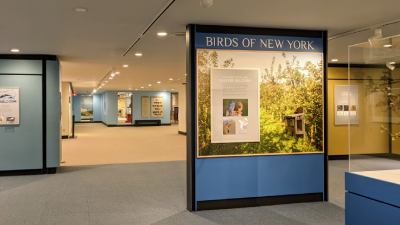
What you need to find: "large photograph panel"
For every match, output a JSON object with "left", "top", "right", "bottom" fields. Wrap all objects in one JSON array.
[{"left": 197, "top": 48, "right": 324, "bottom": 157}]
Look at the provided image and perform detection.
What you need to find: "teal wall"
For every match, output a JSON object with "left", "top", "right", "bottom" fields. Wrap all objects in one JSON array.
[
  {"left": 0, "top": 58, "right": 60, "bottom": 171},
  {"left": 73, "top": 94, "right": 103, "bottom": 122},
  {"left": 101, "top": 91, "right": 118, "bottom": 125},
  {"left": 93, "top": 94, "right": 102, "bottom": 121},
  {"left": 46, "top": 60, "right": 61, "bottom": 168},
  {"left": 133, "top": 91, "right": 171, "bottom": 124},
  {"left": 73, "top": 95, "right": 81, "bottom": 121}
]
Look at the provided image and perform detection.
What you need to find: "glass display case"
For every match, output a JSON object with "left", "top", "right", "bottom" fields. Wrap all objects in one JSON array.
[
  {"left": 345, "top": 33, "right": 400, "bottom": 225},
  {"left": 348, "top": 33, "right": 400, "bottom": 172}
]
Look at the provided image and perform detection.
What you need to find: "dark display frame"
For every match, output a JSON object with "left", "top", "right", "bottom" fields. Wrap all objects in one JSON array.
[{"left": 186, "top": 24, "right": 328, "bottom": 211}]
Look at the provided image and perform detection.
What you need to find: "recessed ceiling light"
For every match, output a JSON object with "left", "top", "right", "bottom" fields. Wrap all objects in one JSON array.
[
  {"left": 109, "top": 77, "right": 113, "bottom": 80},
  {"left": 122, "top": 64, "right": 129, "bottom": 68},
  {"left": 135, "top": 88, "right": 138, "bottom": 91},
  {"left": 200, "top": 0, "right": 214, "bottom": 8},
  {"left": 115, "top": 71, "right": 120, "bottom": 75},
  {"left": 331, "top": 58, "right": 339, "bottom": 62},
  {"left": 384, "top": 44, "right": 393, "bottom": 48},
  {"left": 148, "top": 84, "right": 152, "bottom": 87},
  {"left": 157, "top": 31, "right": 168, "bottom": 37},
  {"left": 111, "top": 73, "right": 116, "bottom": 77},
  {"left": 171, "top": 88, "right": 175, "bottom": 91},
  {"left": 10, "top": 48, "right": 20, "bottom": 53},
  {"left": 140, "top": 86, "right": 144, "bottom": 89},
  {"left": 74, "top": 7, "right": 88, "bottom": 13},
  {"left": 134, "top": 52, "right": 143, "bottom": 57},
  {"left": 156, "top": 81, "right": 161, "bottom": 84},
  {"left": 184, "top": 74, "right": 187, "bottom": 76},
  {"left": 169, "top": 78, "right": 173, "bottom": 81},
  {"left": 93, "top": 89, "right": 97, "bottom": 93}
]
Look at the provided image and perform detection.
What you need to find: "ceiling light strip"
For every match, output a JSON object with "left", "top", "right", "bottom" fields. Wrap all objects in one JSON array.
[
  {"left": 329, "top": 18, "right": 400, "bottom": 41},
  {"left": 122, "top": 0, "right": 176, "bottom": 57}
]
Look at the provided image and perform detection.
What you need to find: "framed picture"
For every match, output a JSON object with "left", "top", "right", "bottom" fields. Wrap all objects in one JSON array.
[
  {"left": 141, "top": 96, "right": 150, "bottom": 118},
  {"left": 334, "top": 85, "right": 359, "bottom": 125},
  {"left": 0, "top": 88, "right": 20, "bottom": 125}
]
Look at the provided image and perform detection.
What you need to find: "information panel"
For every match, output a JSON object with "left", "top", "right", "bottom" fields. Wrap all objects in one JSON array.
[
  {"left": 0, "top": 88, "right": 20, "bottom": 125},
  {"left": 151, "top": 96, "right": 164, "bottom": 118},
  {"left": 335, "top": 85, "right": 358, "bottom": 125},
  {"left": 211, "top": 68, "right": 260, "bottom": 143},
  {"left": 195, "top": 31, "right": 324, "bottom": 157}
]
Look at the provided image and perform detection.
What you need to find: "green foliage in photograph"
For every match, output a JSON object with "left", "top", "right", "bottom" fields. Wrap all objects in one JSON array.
[{"left": 197, "top": 49, "right": 324, "bottom": 156}]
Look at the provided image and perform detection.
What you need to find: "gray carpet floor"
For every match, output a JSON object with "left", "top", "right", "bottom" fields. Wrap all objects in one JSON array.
[{"left": 0, "top": 161, "right": 345, "bottom": 225}]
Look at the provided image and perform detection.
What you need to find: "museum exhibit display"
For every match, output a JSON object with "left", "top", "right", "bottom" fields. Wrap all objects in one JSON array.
[
  {"left": 186, "top": 25, "right": 327, "bottom": 211},
  {"left": 80, "top": 95, "right": 94, "bottom": 121},
  {"left": 0, "top": 88, "right": 19, "bottom": 125},
  {"left": 345, "top": 33, "right": 400, "bottom": 225},
  {"left": 117, "top": 92, "right": 132, "bottom": 124},
  {"left": 0, "top": 55, "right": 60, "bottom": 174}
]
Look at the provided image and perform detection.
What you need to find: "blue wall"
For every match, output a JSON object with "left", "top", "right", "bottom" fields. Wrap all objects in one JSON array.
[
  {"left": 46, "top": 60, "right": 61, "bottom": 168},
  {"left": 133, "top": 91, "right": 171, "bottom": 124},
  {"left": 0, "top": 58, "right": 60, "bottom": 171},
  {"left": 196, "top": 154, "right": 324, "bottom": 201},
  {"left": 93, "top": 94, "right": 102, "bottom": 121},
  {"left": 101, "top": 91, "right": 118, "bottom": 125},
  {"left": 73, "top": 94, "right": 103, "bottom": 122}
]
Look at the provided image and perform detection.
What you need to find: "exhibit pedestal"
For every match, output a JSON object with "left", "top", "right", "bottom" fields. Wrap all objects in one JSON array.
[{"left": 345, "top": 170, "right": 400, "bottom": 225}]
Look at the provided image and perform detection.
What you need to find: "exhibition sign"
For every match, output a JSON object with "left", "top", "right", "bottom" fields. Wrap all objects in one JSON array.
[
  {"left": 195, "top": 30, "right": 325, "bottom": 157},
  {"left": 151, "top": 96, "right": 164, "bottom": 118},
  {"left": 335, "top": 85, "right": 359, "bottom": 125},
  {"left": 141, "top": 96, "right": 150, "bottom": 118},
  {"left": 0, "top": 88, "right": 19, "bottom": 125}
]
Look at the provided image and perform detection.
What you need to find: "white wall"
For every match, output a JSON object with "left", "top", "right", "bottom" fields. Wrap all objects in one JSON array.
[
  {"left": 178, "top": 84, "right": 186, "bottom": 133},
  {"left": 61, "top": 82, "right": 72, "bottom": 137}
]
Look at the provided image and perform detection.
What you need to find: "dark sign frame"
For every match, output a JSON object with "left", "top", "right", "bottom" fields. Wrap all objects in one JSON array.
[{"left": 186, "top": 24, "right": 328, "bottom": 211}]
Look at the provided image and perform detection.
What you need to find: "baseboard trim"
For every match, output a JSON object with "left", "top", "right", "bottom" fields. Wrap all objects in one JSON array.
[
  {"left": 328, "top": 153, "right": 400, "bottom": 161},
  {"left": 0, "top": 168, "right": 57, "bottom": 176},
  {"left": 328, "top": 155, "right": 349, "bottom": 160},
  {"left": 178, "top": 131, "right": 187, "bottom": 135},
  {"left": 196, "top": 193, "right": 323, "bottom": 211},
  {"left": 74, "top": 121, "right": 102, "bottom": 123}
]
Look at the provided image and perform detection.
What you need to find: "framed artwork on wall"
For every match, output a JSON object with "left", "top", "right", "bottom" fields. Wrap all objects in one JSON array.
[
  {"left": 334, "top": 85, "right": 359, "bottom": 125},
  {"left": 141, "top": 96, "right": 150, "bottom": 118},
  {"left": 0, "top": 87, "right": 20, "bottom": 125}
]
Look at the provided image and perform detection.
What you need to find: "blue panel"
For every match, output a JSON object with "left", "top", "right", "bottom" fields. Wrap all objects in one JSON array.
[
  {"left": 133, "top": 91, "right": 171, "bottom": 124},
  {"left": 72, "top": 95, "right": 81, "bottom": 121},
  {"left": 0, "top": 59, "right": 42, "bottom": 74},
  {"left": 0, "top": 75, "right": 42, "bottom": 171},
  {"left": 195, "top": 33, "right": 323, "bottom": 52},
  {"left": 103, "top": 92, "right": 118, "bottom": 125},
  {"left": 93, "top": 94, "right": 102, "bottom": 122},
  {"left": 345, "top": 192, "right": 400, "bottom": 225},
  {"left": 196, "top": 154, "right": 324, "bottom": 201},
  {"left": 46, "top": 60, "right": 61, "bottom": 168},
  {"left": 345, "top": 172, "right": 400, "bottom": 207}
]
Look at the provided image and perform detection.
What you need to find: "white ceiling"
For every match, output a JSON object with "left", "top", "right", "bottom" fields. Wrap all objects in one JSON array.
[{"left": 1, "top": 0, "right": 400, "bottom": 93}]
